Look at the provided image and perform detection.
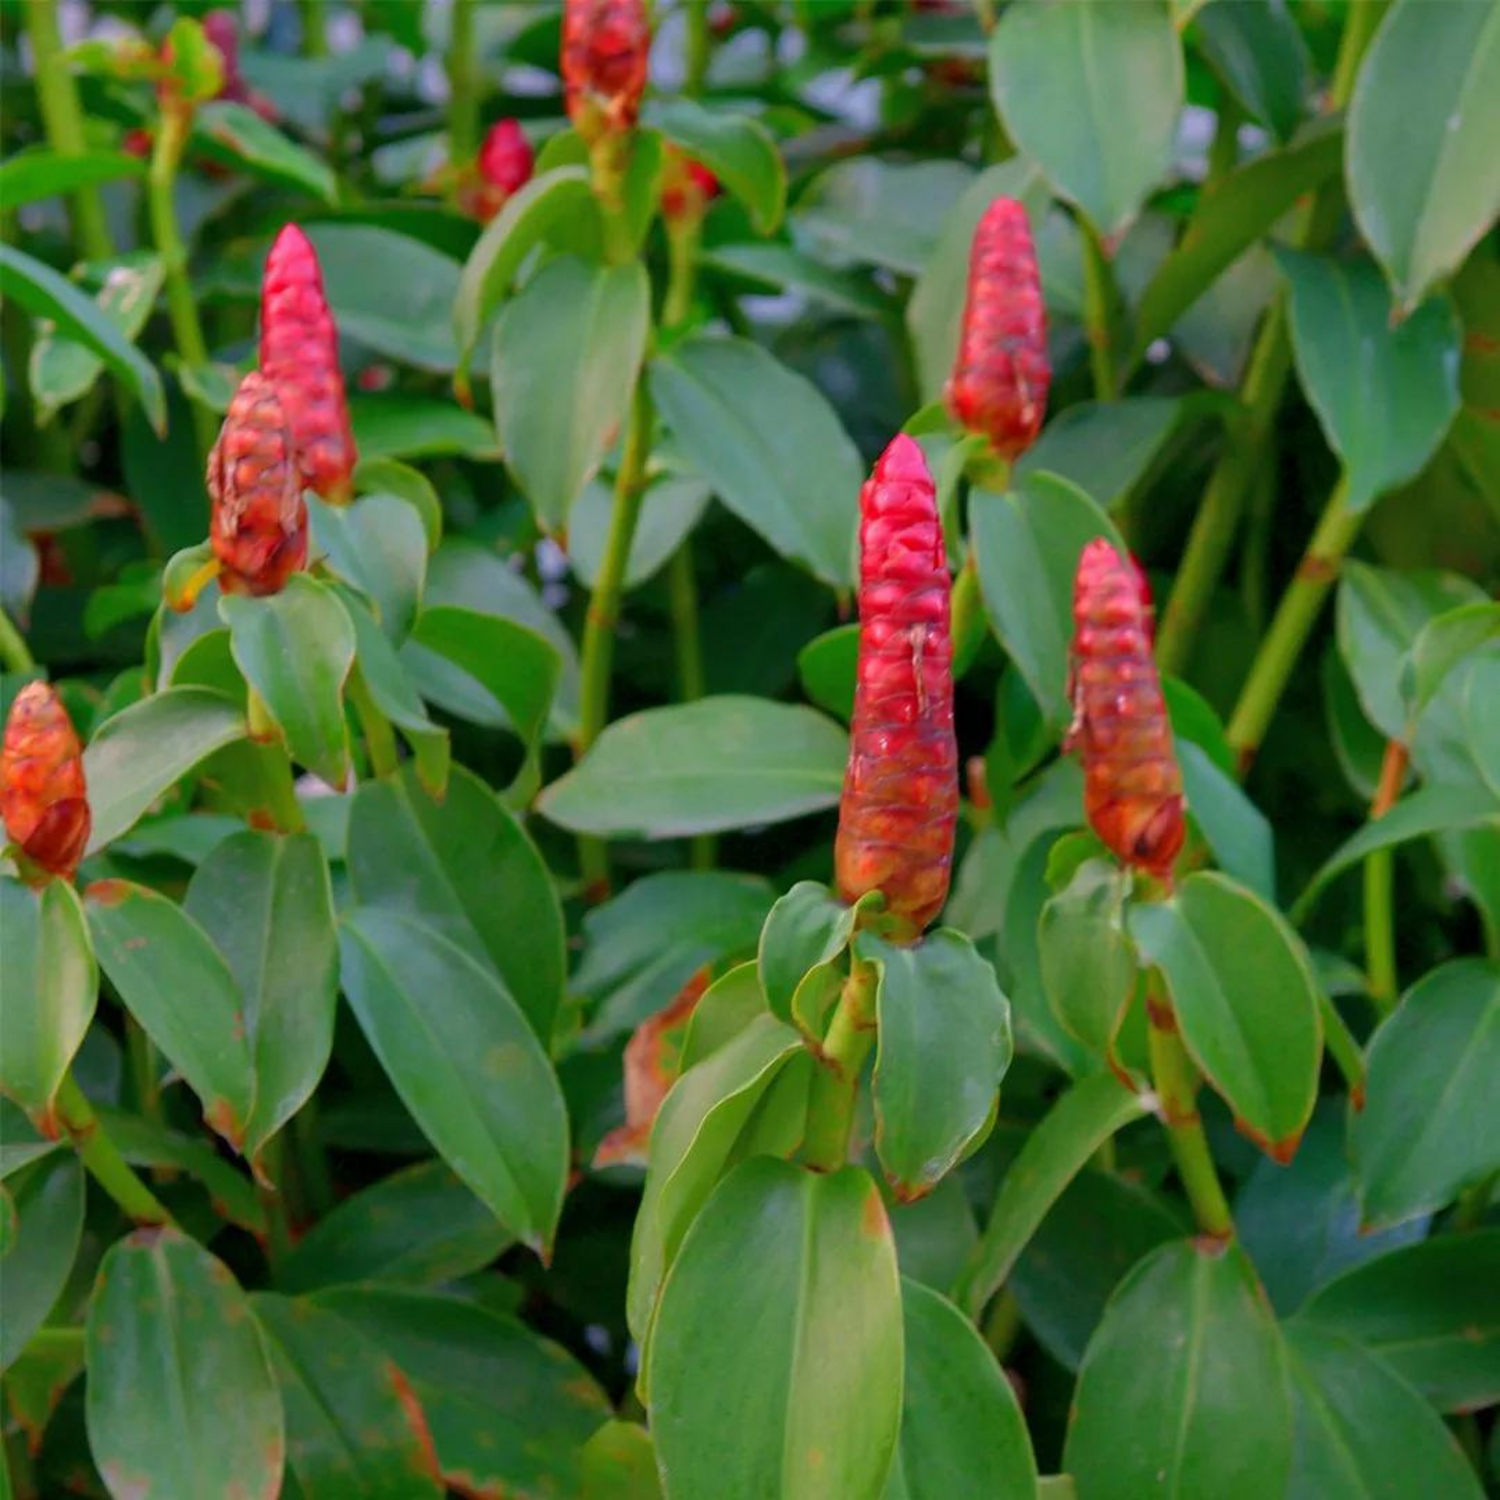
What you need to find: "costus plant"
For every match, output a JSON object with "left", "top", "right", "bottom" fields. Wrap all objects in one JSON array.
[{"left": 1, "top": 1, "right": 1497, "bottom": 1498}]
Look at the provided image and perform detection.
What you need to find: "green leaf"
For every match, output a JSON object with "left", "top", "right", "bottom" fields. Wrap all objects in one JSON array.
[
  {"left": 651, "top": 1159, "right": 904, "bottom": 1500},
  {"left": 1065, "top": 1239, "right": 1292, "bottom": 1497},
  {"left": 797, "top": 623, "right": 859, "bottom": 722},
  {"left": 1347, "top": 0, "right": 1500, "bottom": 315},
  {"left": 1284, "top": 1324, "right": 1483, "bottom": 1499},
  {"left": 407, "top": 604, "right": 558, "bottom": 749},
  {"left": 0, "top": 243, "right": 165, "bottom": 432},
  {"left": 1015, "top": 397, "right": 1182, "bottom": 513},
  {"left": 0, "top": 880, "right": 96, "bottom": 1133},
  {"left": 338, "top": 908, "right": 569, "bottom": 1254},
  {"left": 1038, "top": 857, "right": 1136, "bottom": 1057},
  {"left": 627, "top": 1011, "right": 804, "bottom": 1341},
  {"left": 862, "top": 929, "right": 1013, "bottom": 1202},
  {"left": 184, "top": 831, "right": 337, "bottom": 1161},
  {"left": 649, "top": 335, "right": 863, "bottom": 587},
  {"left": 351, "top": 395, "right": 499, "bottom": 460},
  {"left": 251, "top": 1294, "right": 444, "bottom": 1499},
  {"left": 538, "top": 696, "right": 848, "bottom": 840},
  {"left": 86, "top": 1229, "right": 283, "bottom": 1499},
  {"left": 1196, "top": 0, "right": 1311, "bottom": 141},
  {"left": 885, "top": 1279, "right": 1038, "bottom": 1500},
  {"left": 989, "top": 0, "right": 1183, "bottom": 237},
  {"left": 651, "top": 98, "right": 786, "bottom": 234},
  {"left": 309, "top": 493, "right": 427, "bottom": 642},
  {"left": 221, "top": 574, "right": 356, "bottom": 788},
  {"left": 0, "top": 1153, "right": 82, "bottom": 1372},
  {"left": 971, "top": 472, "right": 1125, "bottom": 733},
  {"left": 352, "top": 457, "right": 442, "bottom": 548},
  {"left": 1297, "top": 1231, "right": 1500, "bottom": 1412},
  {"left": 703, "top": 243, "right": 890, "bottom": 321},
  {"left": 1130, "top": 871, "right": 1322, "bottom": 1161},
  {"left": 346, "top": 764, "right": 564, "bottom": 1043},
  {"left": 85, "top": 879, "right": 255, "bottom": 1150},
  {"left": 195, "top": 101, "right": 337, "bottom": 202},
  {"left": 83, "top": 687, "right": 245, "bottom": 852},
  {"left": 277, "top": 1159, "right": 511, "bottom": 1294},
  {"left": 316, "top": 1286, "right": 610, "bottom": 1499},
  {"left": 491, "top": 255, "right": 650, "bottom": 533},
  {"left": 1401, "top": 601, "right": 1500, "bottom": 728},
  {"left": 1276, "top": 251, "right": 1462, "bottom": 512},
  {"left": 568, "top": 472, "right": 710, "bottom": 591},
  {"left": 954, "top": 1073, "right": 1148, "bottom": 1316},
  {"left": 758, "top": 880, "right": 857, "bottom": 1026},
  {"left": 1350, "top": 959, "right": 1500, "bottom": 1229},
  {"left": 1178, "top": 739, "right": 1277, "bottom": 900},
  {"left": 0, "top": 148, "right": 144, "bottom": 207},
  {"left": 581, "top": 1422, "right": 663, "bottom": 1500}
]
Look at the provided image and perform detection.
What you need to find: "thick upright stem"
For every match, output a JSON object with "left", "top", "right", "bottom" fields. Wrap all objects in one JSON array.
[
  {"left": 0, "top": 607, "right": 37, "bottom": 673},
  {"left": 447, "top": 0, "right": 479, "bottom": 165},
  {"left": 298, "top": 0, "right": 328, "bottom": 58},
  {"left": 55, "top": 1074, "right": 176, "bottom": 1227},
  {"left": 685, "top": 0, "right": 711, "bottom": 96},
  {"left": 1080, "top": 219, "right": 1118, "bottom": 401},
  {"left": 802, "top": 957, "right": 879, "bottom": 1173},
  {"left": 1226, "top": 476, "right": 1359, "bottom": 772},
  {"left": 1364, "top": 740, "right": 1409, "bottom": 1015}
]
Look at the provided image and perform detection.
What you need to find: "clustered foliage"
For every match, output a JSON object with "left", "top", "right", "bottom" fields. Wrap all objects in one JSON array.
[{"left": 1, "top": 2, "right": 1497, "bottom": 1498}]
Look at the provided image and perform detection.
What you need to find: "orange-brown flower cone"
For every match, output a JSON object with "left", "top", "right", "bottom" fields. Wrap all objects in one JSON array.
[{"left": 1, "top": 682, "right": 90, "bottom": 884}]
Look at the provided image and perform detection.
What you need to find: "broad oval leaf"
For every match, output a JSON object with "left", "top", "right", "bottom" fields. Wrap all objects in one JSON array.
[
  {"left": 0, "top": 879, "right": 96, "bottom": 1133},
  {"left": 989, "top": 0, "right": 1183, "bottom": 237},
  {"left": 1276, "top": 250, "right": 1462, "bottom": 512},
  {"left": 1015, "top": 397, "right": 1182, "bottom": 514},
  {"left": 650, "top": 98, "right": 786, "bottom": 234},
  {"left": 648, "top": 335, "right": 862, "bottom": 588},
  {"left": 345, "top": 763, "right": 564, "bottom": 1043},
  {"left": 309, "top": 493, "right": 427, "bottom": 643},
  {"left": 1064, "top": 1239, "right": 1292, "bottom": 1498},
  {"left": 1038, "top": 858, "right": 1136, "bottom": 1057},
  {"left": 1130, "top": 871, "right": 1322, "bottom": 1161},
  {"left": 1350, "top": 959, "right": 1500, "bottom": 1229},
  {"left": 338, "top": 908, "right": 569, "bottom": 1255},
  {"left": 568, "top": 471, "right": 711, "bottom": 591},
  {"left": 85, "top": 878, "right": 255, "bottom": 1150},
  {"left": 1, "top": 1152, "right": 83, "bottom": 1372},
  {"left": 651, "top": 1158, "right": 904, "bottom": 1500},
  {"left": 351, "top": 394, "right": 498, "bottom": 460},
  {"left": 1347, "top": 0, "right": 1500, "bottom": 315},
  {"left": 184, "top": 830, "right": 338, "bottom": 1162},
  {"left": 491, "top": 255, "right": 650, "bottom": 533},
  {"left": 1197, "top": 0, "right": 1311, "bottom": 142},
  {"left": 538, "top": 696, "right": 848, "bottom": 840},
  {"left": 757, "top": 880, "right": 858, "bottom": 1027},
  {"left": 0, "top": 148, "right": 145, "bottom": 207},
  {"left": 86, "top": 1229, "right": 284, "bottom": 1500},
  {"left": 196, "top": 101, "right": 337, "bottom": 202}
]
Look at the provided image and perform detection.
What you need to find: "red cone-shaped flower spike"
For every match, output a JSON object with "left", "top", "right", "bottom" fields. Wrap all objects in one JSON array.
[
  {"left": 259, "top": 223, "right": 356, "bottom": 503},
  {"left": 1, "top": 682, "right": 90, "bottom": 884},
  {"left": 561, "top": 0, "right": 651, "bottom": 144},
  {"left": 207, "top": 371, "right": 308, "bottom": 597},
  {"left": 1067, "top": 538, "right": 1184, "bottom": 880},
  {"left": 834, "top": 435, "right": 959, "bottom": 939},
  {"left": 946, "top": 197, "right": 1049, "bottom": 460}
]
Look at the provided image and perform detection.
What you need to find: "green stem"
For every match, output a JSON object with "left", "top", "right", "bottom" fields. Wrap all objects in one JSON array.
[
  {"left": 575, "top": 386, "right": 655, "bottom": 898},
  {"left": 950, "top": 553, "right": 986, "bottom": 679},
  {"left": 0, "top": 607, "right": 37, "bottom": 673},
  {"left": 972, "top": 0, "right": 998, "bottom": 33},
  {"left": 802, "top": 958, "right": 879, "bottom": 1172},
  {"left": 1364, "top": 740, "right": 1409, "bottom": 1016},
  {"left": 255, "top": 735, "right": 308, "bottom": 835},
  {"left": 1080, "top": 219, "right": 1118, "bottom": 401},
  {"left": 1147, "top": 987, "right": 1234, "bottom": 1239},
  {"left": 446, "top": 0, "right": 479, "bottom": 165},
  {"left": 126, "top": 1018, "right": 163, "bottom": 1125},
  {"left": 1226, "top": 475, "right": 1360, "bottom": 772},
  {"left": 292, "top": 1099, "right": 333, "bottom": 1218},
  {"left": 257, "top": 1134, "right": 294, "bottom": 1264},
  {"left": 24, "top": 0, "right": 115, "bottom": 262},
  {"left": 298, "top": 0, "right": 328, "bottom": 59},
  {"left": 1451, "top": 1172, "right": 1496, "bottom": 1231},
  {"left": 664, "top": 221, "right": 701, "bottom": 329},
  {"left": 20, "top": 1326, "right": 85, "bottom": 1359},
  {"left": 348, "top": 667, "right": 399, "bottom": 779},
  {"left": 685, "top": 0, "right": 711, "bottom": 95},
  {"left": 667, "top": 541, "right": 714, "bottom": 871},
  {"left": 54, "top": 1074, "right": 175, "bottom": 1227},
  {"left": 1319, "top": 991, "right": 1367, "bottom": 1108}
]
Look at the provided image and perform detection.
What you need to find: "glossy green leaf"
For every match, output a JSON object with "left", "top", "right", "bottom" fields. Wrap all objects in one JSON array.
[
  {"left": 86, "top": 878, "right": 255, "bottom": 1150},
  {"left": 277, "top": 1159, "right": 510, "bottom": 1294},
  {"left": 568, "top": 472, "right": 711, "bottom": 590},
  {"left": 1402, "top": 601, "right": 1500, "bottom": 727},
  {"left": 0, "top": 879, "right": 96, "bottom": 1132},
  {"left": 1131, "top": 871, "right": 1321, "bottom": 1160},
  {"left": 703, "top": 243, "right": 890, "bottom": 320},
  {"left": 989, "top": 0, "right": 1183, "bottom": 237},
  {"left": 0, "top": 148, "right": 144, "bottom": 207},
  {"left": 797, "top": 623, "right": 859, "bottom": 723},
  {"left": 627, "top": 1012, "right": 804, "bottom": 1341},
  {"left": 196, "top": 101, "right": 337, "bottom": 202},
  {"left": 1285, "top": 1324, "right": 1483, "bottom": 1499},
  {"left": 538, "top": 697, "right": 848, "bottom": 840},
  {"left": 954, "top": 1073, "right": 1148, "bottom": 1316},
  {"left": 0, "top": 243, "right": 165, "bottom": 433},
  {"left": 651, "top": 98, "right": 786, "bottom": 233},
  {"left": 1016, "top": 397, "right": 1181, "bottom": 513},
  {"left": 651, "top": 1159, "right": 903, "bottom": 1500},
  {"left": 309, "top": 493, "right": 426, "bottom": 642},
  {"left": 758, "top": 880, "right": 858, "bottom": 1026},
  {"left": 86, "top": 1229, "right": 283, "bottom": 1499},
  {"left": 316, "top": 1286, "right": 610, "bottom": 1500},
  {"left": 1038, "top": 857, "right": 1136, "bottom": 1056},
  {"left": 338, "top": 908, "right": 568, "bottom": 1254},
  {"left": 1297, "top": 1231, "right": 1500, "bottom": 1412},
  {"left": 649, "top": 335, "right": 862, "bottom": 587},
  {"left": 0, "top": 1153, "right": 83, "bottom": 1372},
  {"left": 184, "top": 831, "right": 337, "bottom": 1161},
  {"left": 1347, "top": 0, "right": 1500, "bottom": 315},
  {"left": 346, "top": 764, "right": 564, "bottom": 1042},
  {"left": 1178, "top": 739, "right": 1277, "bottom": 900},
  {"left": 581, "top": 1422, "right": 663, "bottom": 1500},
  {"left": 862, "top": 929, "right": 1012, "bottom": 1202},
  {"left": 885, "top": 1278, "right": 1037, "bottom": 1500},
  {"left": 491, "top": 255, "right": 650, "bottom": 533},
  {"left": 1276, "top": 251, "right": 1462, "bottom": 512},
  {"left": 350, "top": 395, "right": 499, "bottom": 460},
  {"left": 221, "top": 575, "right": 355, "bottom": 788},
  {"left": 1197, "top": 0, "right": 1311, "bottom": 141},
  {"left": 251, "top": 1293, "right": 443, "bottom": 1500},
  {"left": 1350, "top": 959, "right": 1500, "bottom": 1228},
  {"left": 971, "top": 473, "right": 1125, "bottom": 733},
  {"left": 351, "top": 458, "right": 442, "bottom": 548},
  {"left": 1064, "top": 1239, "right": 1292, "bottom": 1498}
]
